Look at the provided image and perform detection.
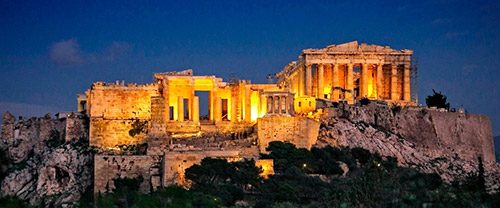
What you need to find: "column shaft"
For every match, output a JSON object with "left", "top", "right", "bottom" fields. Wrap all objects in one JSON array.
[
  {"left": 376, "top": 64, "right": 383, "bottom": 99},
  {"left": 284, "top": 96, "right": 289, "bottom": 115},
  {"left": 192, "top": 96, "right": 199, "bottom": 122},
  {"left": 317, "top": 64, "right": 324, "bottom": 98},
  {"left": 391, "top": 64, "right": 398, "bottom": 100},
  {"left": 346, "top": 63, "right": 354, "bottom": 104},
  {"left": 214, "top": 97, "right": 221, "bottom": 122},
  {"left": 177, "top": 96, "right": 184, "bottom": 122},
  {"left": 404, "top": 64, "right": 411, "bottom": 102},
  {"left": 305, "top": 64, "right": 312, "bottom": 96},
  {"left": 361, "top": 63, "right": 368, "bottom": 98},
  {"left": 332, "top": 64, "right": 339, "bottom": 101}
]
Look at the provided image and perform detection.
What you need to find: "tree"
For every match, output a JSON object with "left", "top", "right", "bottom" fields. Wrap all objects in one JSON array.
[
  {"left": 0, "top": 148, "right": 12, "bottom": 182},
  {"left": 426, "top": 89, "right": 450, "bottom": 109},
  {"left": 185, "top": 158, "right": 262, "bottom": 206}
]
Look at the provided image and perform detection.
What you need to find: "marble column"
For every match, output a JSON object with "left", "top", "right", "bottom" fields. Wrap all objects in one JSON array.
[
  {"left": 214, "top": 97, "right": 222, "bottom": 122},
  {"left": 403, "top": 64, "right": 411, "bottom": 102},
  {"left": 284, "top": 96, "right": 289, "bottom": 115},
  {"left": 305, "top": 64, "right": 312, "bottom": 96},
  {"left": 376, "top": 64, "right": 383, "bottom": 99},
  {"left": 269, "top": 96, "right": 274, "bottom": 114},
  {"left": 192, "top": 96, "right": 199, "bottom": 122},
  {"left": 244, "top": 88, "right": 252, "bottom": 122},
  {"left": 361, "top": 63, "right": 368, "bottom": 98},
  {"left": 391, "top": 64, "right": 398, "bottom": 100},
  {"left": 332, "top": 64, "right": 339, "bottom": 101},
  {"left": 177, "top": 96, "right": 184, "bottom": 122},
  {"left": 275, "top": 96, "right": 280, "bottom": 114},
  {"left": 317, "top": 64, "right": 325, "bottom": 98},
  {"left": 346, "top": 63, "right": 354, "bottom": 103}
]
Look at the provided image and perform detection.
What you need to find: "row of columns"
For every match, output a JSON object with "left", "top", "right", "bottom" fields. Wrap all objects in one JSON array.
[
  {"left": 266, "top": 95, "right": 293, "bottom": 115},
  {"left": 302, "top": 63, "right": 411, "bottom": 102},
  {"left": 177, "top": 96, "right": 200, "bottom": 122}
]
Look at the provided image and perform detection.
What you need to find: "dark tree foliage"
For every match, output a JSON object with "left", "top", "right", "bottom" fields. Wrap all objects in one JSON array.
[
  {"left": 185, "top": 158, "right": 262, "bottom": 206},
  {"left": 0, "top": 196, "right": 32, "bottom": 208},
  {"left": 261, "top": 141, "right": 315, "bottom": 174},
  {"left": 0, "top": 148, "right": 12, "bottom": 182},
  {"left": 48, "top": 141, "right": 500, "bottom": 207},
  {"left": 426, "top": 89, "right": 450, "bottom": 109}
]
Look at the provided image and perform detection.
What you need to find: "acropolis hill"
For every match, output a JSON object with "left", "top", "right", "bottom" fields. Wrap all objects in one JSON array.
[{"left": 0, "top": 41, "right": 497, "bottom": 206}]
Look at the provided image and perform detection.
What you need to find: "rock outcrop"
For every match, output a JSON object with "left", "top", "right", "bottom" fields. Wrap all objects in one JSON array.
[
  {"left": 316, "top": 104, "right": 496, "bottom": 186},
  {"left": 0, "top": 113, "right": 92, "bottom": 207}
]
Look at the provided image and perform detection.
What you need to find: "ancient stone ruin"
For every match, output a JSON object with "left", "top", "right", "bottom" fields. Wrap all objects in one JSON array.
[{"left": 0, "top": 41, "right": 496, "bottom": 207}]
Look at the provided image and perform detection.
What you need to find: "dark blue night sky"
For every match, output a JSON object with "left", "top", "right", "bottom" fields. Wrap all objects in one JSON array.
[{"left": 0, "top": 0, "right": 499, "bottom": 134}]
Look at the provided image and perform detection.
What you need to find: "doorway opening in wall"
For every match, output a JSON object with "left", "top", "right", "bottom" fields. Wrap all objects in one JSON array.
[
  {"left": 183, "top": 98, "right": 189, "bottom": 120},
  {"left": 195, "top": 91, "right": 211, "bottom": 124},
  {"left": 221, "top": 99, "right": 229, "bottom": 121}
]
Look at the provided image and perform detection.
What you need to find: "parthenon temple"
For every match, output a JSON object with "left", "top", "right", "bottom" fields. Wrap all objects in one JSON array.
[
  {"left": 78, "top": 41, "right": 415, "bottom": 148},
  {"left": 276, "top": 41, "right": 414, "bottom": 104}
]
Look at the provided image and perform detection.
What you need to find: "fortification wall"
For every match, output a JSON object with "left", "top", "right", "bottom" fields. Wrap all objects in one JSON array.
[
  {"left": 257, "top": 116, "right": 320, "bottom": 152},
  {"left": 93, "top": 155, "right": 162, "bottom": 194}
]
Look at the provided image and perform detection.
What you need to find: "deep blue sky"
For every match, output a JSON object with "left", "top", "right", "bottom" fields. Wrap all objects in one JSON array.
[{"left": 0, "top": 0, "right": 499, "bottom": 135}]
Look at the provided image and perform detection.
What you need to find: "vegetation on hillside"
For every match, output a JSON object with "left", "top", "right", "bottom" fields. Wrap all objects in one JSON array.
[
  {"left": 2, "top": 141, "right": 500, "bottom": 207},
  {"left": 426, "top": 89, "right": 451, "bottom": 110}
]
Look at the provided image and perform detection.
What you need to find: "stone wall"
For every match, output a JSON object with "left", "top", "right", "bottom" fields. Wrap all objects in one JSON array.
[
  {"left": 257, "top": 116, "right": 320, "bottom": 152},
  {"left": 163, "top": 150, "right": 242, "bottom": 186},
  {"left": 93, "top": 155, "right": 162, "bottom": 194},
  {"left": 64, "top": 113, "right": 88, "bottom": 142},
  {"left": 89, "top": 119, "right": 147, "bottom": 148},
  {"left": 87, "top": 83, "right": 159, "bottom": 120},
  {"left": 87, "top": 82, "right": 159, "bottom": 148}
]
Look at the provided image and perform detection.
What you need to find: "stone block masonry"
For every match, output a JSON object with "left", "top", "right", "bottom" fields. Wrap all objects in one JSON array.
[
  {"left": 257, "top": 116, "right": 320, "bottom": 152},
  {"left": 93, "top": 155, "right": 163, "bottom": 194}
]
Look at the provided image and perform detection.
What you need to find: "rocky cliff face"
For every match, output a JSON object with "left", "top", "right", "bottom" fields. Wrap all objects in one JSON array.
[
  {"left": 316, "top": 104, "right": 496, "bottom": 185},
  {"left": 0, "top": 112, "right": 92, "bottom": 207}
]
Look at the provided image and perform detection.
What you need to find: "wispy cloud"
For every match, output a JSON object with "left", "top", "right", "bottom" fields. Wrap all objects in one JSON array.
[
  {"left": 49, "top": 39, "right": 131, "bottom": 66},
  {"left": 49, "top": 39, "right": 84, "bottom": 66}
]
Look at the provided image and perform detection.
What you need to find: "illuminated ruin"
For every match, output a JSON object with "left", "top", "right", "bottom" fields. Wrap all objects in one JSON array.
[{"left": 78, "top": 41, "right": 415, "bottom": 149}]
